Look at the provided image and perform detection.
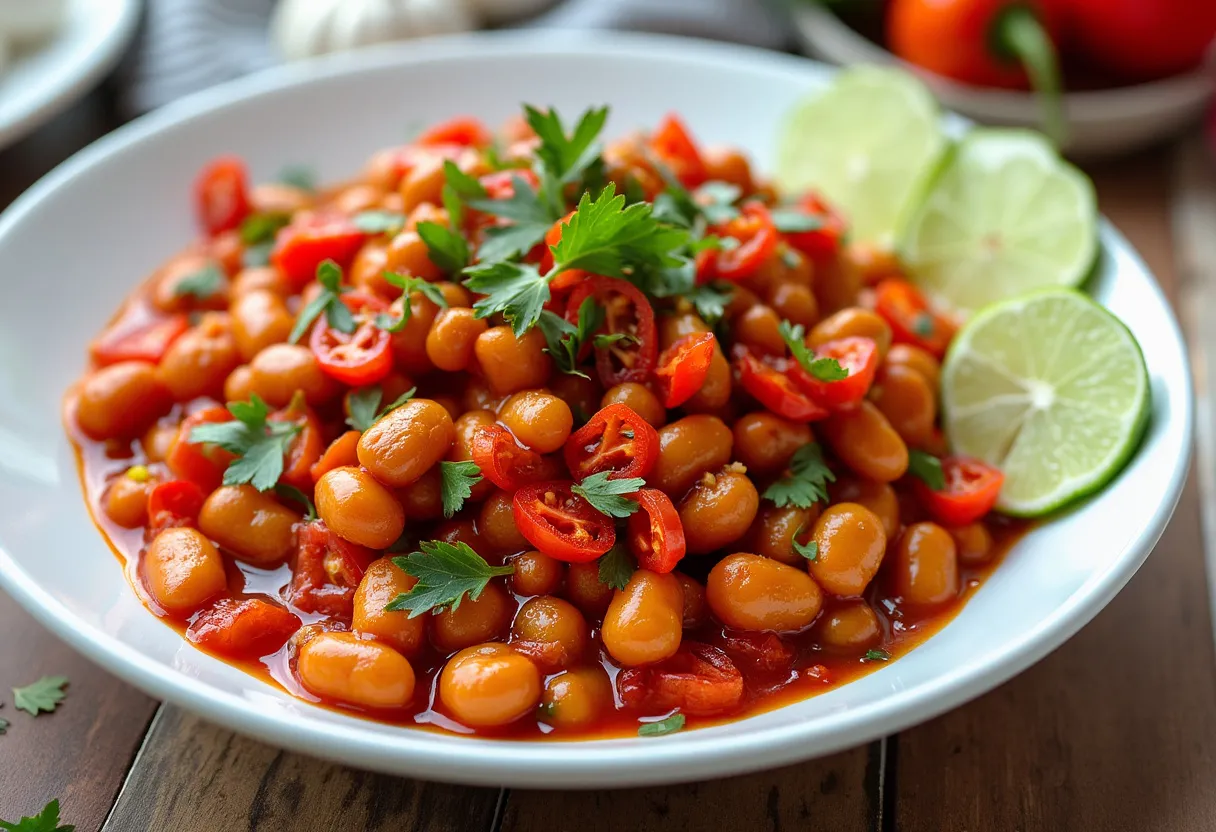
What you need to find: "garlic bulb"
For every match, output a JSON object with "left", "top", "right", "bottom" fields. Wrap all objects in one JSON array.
[
  {"left": 271, "top": 0, "right": 478, "bottom": 63},
  {"left": 465, "top": 0, "right": 555, "bottom": 25},
  {"left": 0, "top": 0, "right": 65, "bottom": 45}
]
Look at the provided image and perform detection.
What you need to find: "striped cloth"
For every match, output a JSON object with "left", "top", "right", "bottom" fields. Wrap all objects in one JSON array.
[{"left": 119, "top": 0, "right": 790, "bottom": 115}]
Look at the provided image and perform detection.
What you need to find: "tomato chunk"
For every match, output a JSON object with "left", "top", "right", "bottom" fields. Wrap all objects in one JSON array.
[
  {"left": 91, "top": 314, "right": 189, "bottom": 366},
  {"left": 563, "top": 403, "right": 660, "bottom": 481},
  {"left": 309, "top": 292, "right": 393, "bottom": 387},
  {"left": 187, "top": 597, "right": 301, "bottom": 659},
  {"left": 289, "top": 520, "right": 375, "bottom": 619},
  {"left": 271, "top": 213, "right": 368, "bottom": 292},
  {"left": 784, "top": 192, "right": 847, "bottom": 261},
  {"left": 512, "top": 482, "right": 616, "bottom": 563},
  {"left": 914, "top": 456, "right": 1005, "bottom": 526},
  {"left": 166, "top": 407, "right": 235, "bottom": 492},
  {"left": 788, "top": 336, "right": 879, "bottom": 412},
  {"left": 648, "top": 113, "right": 707, "bottom": 188},
  {"left": 736, "top": 351, "right": 829, "bottom": 422},
  {"left": 712, "top": 630, "right": 795, "bottom": 674},
  {"left": 627, "top": 489, "right": 686, "bottom": 574},
  {"left": 654, "top": 332, "right": 716, "bottom": 409},
  {"left": 147, "top": 480, "right": 206, "bottom": 533},
  {"left": 874, "top": 279, "right": 956, "bottom": 358},
  {"left": 712, "top": 202, "right": 779, "bottom": 282},
  {"left": 565, "top": 277, "right": 657, "bottom": 388},
  {"left": 617, "top": 641, "right": 744, "bottom": 716},
  {"left": 471, "top": 424, "right": 555, "bottom": 492},
  {"left": 194, "top": 156, "right": 251, "bottom": 238},
  {"left": 416, "top": 116, "right": 493, "bottom": 149},
  {"left": 271, "top": 399, "right": 325, "bottom": 492}
]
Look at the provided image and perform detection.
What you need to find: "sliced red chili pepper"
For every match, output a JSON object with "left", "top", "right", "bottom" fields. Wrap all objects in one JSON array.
[
  {"left": 713, "top": 202, "right": 779, "bottom": 282},
  {"left": 874, "top": 279, "right": 956, "bottom": 358},
  {"left": 654, "top": 332, "right": 716, "bottom": 409},
  {"left": 271, "top": 212, "right": 368, "bottom": 292},
  {"left": 788, "top": 336, "right": 879, "bottom": 412},
  {"left": 563, "top": 403, "right": 660, "bottom": 481},
  {"left": 914, "top": 456, "right": 1005, "bottom": 526},
  {"left": 271, "top": 398, "right": 325, "bottom": 492},
  {"left": 194, "top": 156, "right": 251, "bottom": 238},
  {"left": 471, "top": 424, "right": 555, "bottom": 491},
  {"left": 538, "top": 210, "right": 588, "bottom": 291},
  {"left": 512, "top": 482, "right": 616, "bottom": 563},
  {"left": 785, "top": 192, "right": 847, "bottom": 261},
  {"left": 166, "top": 407, "right": 236, "bottom": 492},
  {"left": 309, "top": 292, "right": 393, "bottom": 387},
  {"left": 712, "top": 629, "right": 795, "bottom": 674},
  {"left": 565, "top": 277, "right": 658, "bottom": 388},
  {"left": 627, "top": 489, "right": 686, "bottom": 574},
  {"left": 91, "top": 314, "right": 190, "bottom": 366},
  {"left": 617, "top": 641, "right": 744, "bottom": 716},
  {"left": 648, "top": 113, "right": 707, "bottom": 189},
  {"left": 289, "top": 520, "right": 375, "bottom": 619},
  {"left": 416, "top": 116, "right": 493, "bottom": 149},
  {"left": 736, "top": 351, "right": 829, "bottom": 422},
  {"left": 186, "top": 597, "right": 301, "bottom": 659},
  {"left": 147, "top": 480, "right": 206, "bottom": 534}
]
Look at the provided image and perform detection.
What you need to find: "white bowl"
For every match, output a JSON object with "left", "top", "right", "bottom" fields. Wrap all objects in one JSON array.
[
  {"left": 789, "top": 2, "right": 1216, "bottom": 159},
  {"left": 0, "top": 31, "right": 1193, "bottom": 787}
]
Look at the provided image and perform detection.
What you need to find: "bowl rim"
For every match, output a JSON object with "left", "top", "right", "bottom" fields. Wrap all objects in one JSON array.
[{"left": 0, "top": 29, "right": 1195, "bottom": 787}]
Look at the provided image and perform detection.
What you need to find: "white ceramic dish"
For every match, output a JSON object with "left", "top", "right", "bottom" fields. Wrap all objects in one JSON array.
[
  {"left": 0, "top": 0, "right": 140, "bottom": 151},
  {"left": 0, "top": 32, "right": 1193, "bottom": 788},
  {"left": 789, "top": 2, "right": 1216, "bottom": 159}
]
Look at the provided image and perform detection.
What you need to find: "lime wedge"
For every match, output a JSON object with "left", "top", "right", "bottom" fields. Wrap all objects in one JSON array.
[
  {"left": 776, "top": 66, "right": 947, "bottom": 249},
  {"left": 940, "top": 289, "right": 1149, "bottom": 517},
  {"left": 901, "top": 129, "right": 1097, "bottom": 317}
]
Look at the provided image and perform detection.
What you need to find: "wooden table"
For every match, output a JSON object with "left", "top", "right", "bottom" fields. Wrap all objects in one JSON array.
[{"left": 3, "top": 86, "right": 1215, "bottom": 832}]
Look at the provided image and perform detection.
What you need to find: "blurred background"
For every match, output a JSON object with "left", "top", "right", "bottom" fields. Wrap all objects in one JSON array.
[{"left": 0, "top": 0, "right": 1212, "bottom": 159}]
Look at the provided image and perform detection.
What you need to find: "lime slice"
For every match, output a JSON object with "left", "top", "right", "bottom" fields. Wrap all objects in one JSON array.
[
  {"left": 776, "top": 66, "right": 947, "bottom": 249},
  {"left": 940, "top": 289, "right": 1149, "bottom": 517},
  {"left": 901, "top": 129, "right": 1097, "bottom": 318}
]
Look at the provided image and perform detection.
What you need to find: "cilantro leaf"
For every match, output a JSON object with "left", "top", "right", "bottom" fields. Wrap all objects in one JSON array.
[
  {"left": 443, "top": 159, "right": 488, "bottom": 200},
  {"left": 416, "top": 220, "right": 469, "bottom": 274},
  {"left": 779, "top": 320, "right": 848, "bottom": 381},
  {"left": 0, "top": 799, "right": 73, "bottom": 832},
  {"left": 638, "top": 713, "right": 685, "bottom": 737},
  {"left": 524, "top": 104, "right": 608, "bottom": 186},
  {"left": 477, "top": 222, "right": 550, "bottom": 263},
  {"left": 288, "top": 259, "right": 354, "bottom": 343},
  {"left": 374, "top": 273, "right": 448, "bottom": 332},
  {"left": 467, "top": 173, "right": 554, "bottom": 225},
  {"left": 864, "top": 649, "right": 891, "bottom": 662},
  {"left": 763, "top": 443, "right": 836, "bottom": 509},
  {"left": 597, "top": 545, "right": 636, "bottom": 591},
  {"left": 239, "top": 212, "right": 290, "bottom": 245},
  {"left": 386, "top": 541, "right": 513, "bottom": 618},
  {"left": 12, "top": 676, "right": 68, "bottom": 716},
  {"left": 571, "top": 472, "right": 645, "bottom": 518},
  {"left": 792, "top": 534, "right": 818, "bottom": 562},
  {"left": 697, "top": 181, "right": 742, "bottom": 225},
  {"left": 537, "top": 297, "right": 602, "bottom": 378},
  {"left": 353, "top": 210, "right": 406, "bottom": 235},
  {"left": 907, "top": 450, "right": 945, "bottom": 491},
  {"left": 440, "top": 460, "right": 483, "bottom": 518},
  {"left": 223, "top": 434, "right": 297, "bottom": 491},
  {"left": 549, "top": 185, "right": 687, "bottom": 277},
  {"left": 687, "top": 282, "right": 733, "bottom": 326},
  {"left": 172, "top": 263, "right": 225, "bottom": 300},
  {"left": 770, "top": 208, "right": 823, "bottom": 234},
  {"left": 464, "top": 261, "right": 551, "bottom": 337},
  {"left": 274, "top": 484, "right": 316, "bottom": 521},
  {"left": 189, "top": 394, "right": 301, "bottom": 491},
  {"left": 277, "top": 164, "right": 316, "bottom": 191},
  {"left": 346, "top": 385, "right": 416, "bottom": 430}
]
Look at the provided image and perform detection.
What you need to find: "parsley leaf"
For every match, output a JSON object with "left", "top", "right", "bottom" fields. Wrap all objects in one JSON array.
[
  {"left": 907, "top": 450, "right": 945, "bottom": 491},
  {"left": 0, "top": 705, "right": 8, "bottom": 735},
  {"left": 597, "top": 545, "right": 636, "bottom": 591},
  {"left": 274, "top": 484, "right": 316, "bottom": 520},
  {"left": 188, "top": 394, "right": 301, "bottom": 491},
  {"left": 770, "top": 208, "right": 822, "bottom": 234},
  {"left": 386, "top": 541, "right": 513, "bottom": 617},
  {"left": 0, "top": 799, "right": 73, "bottom": 832},
  {"left": 638, "top": 713, "right": 685, "bottom": 737},
  {"left": 549, "top": 185, "right": 687, "bottom": 277},
  {"left": 477, "top": 222, "right": 551, "bottom": 264},
  {"left": 697, "top": 182, "right": 742, "bottom": 225},
  {"left": 417, "top": 220, "right": 469, "bottom": 273},
  {"left": 440, "top": 460, "right": 483, "bottom": 518},
  {"left": 353, "top": 210, "right": 406, "bottom": 235},
  {"left": 239, "top": 212, "right": 290, "bottom": 245},
  {"left": 468, "top": 173, "right": 553, "bottom": 225},
  {"left": 537, "top": 297, "right": 602, "bottom": 378},
  {"left": 172, "top": 263, "right": 225, "bottom": 299},
  {"left": 864, "top": 649, "right": 891, "bottom": 662},
  {"left": 288, "top": 260, "right": 354, "bottom": 343},
  {"left": 792, "top": 533, "right": 818, "bottom": 562},
  {"left": 12, "top": 676, "right": 68, "bottom": 716},
  {"left": 464, "top": 261, "right": 551, "bottom": 337},
  {"left": 571, "top": 472, "right": 645, "bottom": 518},
  {"left": 443, "top": 159, "right": 488, "bottom": 200},
  {"left": 243, "top": 241, "right": 274, "bottom": 268},
  {"left": 779, "top": 320, "right": 848, "bottom": 381},
  {"left": 277, "top": 164, "right": 316, "bottom": 191},
  {"left": 525, "top": 104, "right": 608, "bottom": 187},
  {"left": 763, "top": 443, "right": 836, "bottom": 510},
  {"left": 374, "top": 273, "right": 449, "bottom": 332},
  {"left": 345, "top": 385, "right": 417, "bottom": 431},
  {"left": 687, "top": 282, "right": 733, "bottom": 326}
]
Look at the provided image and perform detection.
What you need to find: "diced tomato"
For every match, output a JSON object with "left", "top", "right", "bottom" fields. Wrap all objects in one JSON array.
[
  {"left": 146, "top": 480, "right": 206, "bottom": 533},
  {"left": 784, "top": 192, "right": 847, "bottom": 261},
  {"left": 271, "top": 213, "right": 368, "bottom": 292},
  {"left": 654, "top": 332, "right": 716, "bottom": 409},
  {"left": 309, "top": 430, "right": 361, "bottom": 484},
  {"left": 194, "top": 156, "right": 251, "bottom": 238},
  {"left": 617, "top": 641, "right": 744, "bottom": 716},
  {"left": 186, "top": 597, "right": 301, "bottom": 659},
  {"left": 512, "top": 482, "right": 616, "bottom": 563},
  {"left": 471, "top": 424, "right": 557, "bottom": 491},
  {"left": 565, "top": 277, "right": 658, "bottom": 388},
  {"left": 627, "top": 489, "right": 686, "bottom": 574},
  {"left": 648, "top": 113, "right": 707, "bottom": 188},
  {"left": 736, "top": 351, "right": 829, "bottom": 422},
  {"left": 309, "top": 292, "right": 393, "bottom": 387},
  {"left": 166, "top": 407, "right": 236, "bottom": 492},
  {"left": 563, "top": 403, "right": 660, "bottom": 481},
  {"left": 91, "top": 314, "right": 189, "bottom": 366},
  {"left": 914, "top": 456, "right": 1005, "bottom": 526},
  {"left": 788, "top": 336, "right": 879, "bottom": 411},
  {"left": 289, "top": 520, "right": 375, "bottom": 619},
  {"left": 712, "top": 202, "right": 779, "bottom": 282},
  {"left": 712, "top": 630, "right": 795, "bottom": 674},
  {"left": 479, "top": 168, "right": 540, "bottom": 200},
  {"left": 416, "top": 116, "right": 493, "bottom": 149},
  {"left": 874, "top": 279, "right": 956, "bottom": 358},
  {"left": 271, "top": 398, "right": 325, "bottom": 492}
]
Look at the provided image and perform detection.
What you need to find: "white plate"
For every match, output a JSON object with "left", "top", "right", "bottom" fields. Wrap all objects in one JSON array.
[
  {"left": 0, "top": 0, "right": 140, "bottom": 150},
  {"left": 0, "top": 32, "right": 1193, "bottom": 787}
]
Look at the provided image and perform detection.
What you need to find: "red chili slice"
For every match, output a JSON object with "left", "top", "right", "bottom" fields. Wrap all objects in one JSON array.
[
  {"left": 186, "top": 597, "right": 301, "bottom": 659},
  {"left": 563, "top": 403, "right": 660, "bottom": 481},
  {"left": 648, "top": 113, "right": 708, "bottom": 188},
  {"left": 91, "top": 314, "right": 190, "bottom": 366},
  {"left": 787, "top": 336, "right": 879, "bottom": 412},
  {"left": 146, "top": 480, "right": 206, "bottom": 534},
  {"left": 914, "top": 456, "right": 1005, "bottom": 526},
  {"left": 512, "top": 482, "right": 616, "bottom": 563},
  {"left": 194, "top": 156, "right": 251, "bottom": 238},
  {"left": 617, "top": 641, "right": 744, "bottom": 716},
  {"left": 736, "top": 351, "right": 829, "bottom": 422},
  {"left": 654, "top": 332, "right": 716, "bottom": 409},
  {"left": 713, "top": 202, "right": 779, "bottom": 282},
  {"left": 471, "top": 424, "right": 557, "bottom": 491},
  {"left": 564, "top": 276, "right": 658, "bottom": 387},
  {"left": 309, "top": 292, "right": 393, "bottom": 387},
  {"left": 416, "top": 116, "right": 493, "bottom": 148},
  {"left": 874, "top": 279, "right": 956, "bottom": 358},
  {"left": 289, "top": 520, "right": 375, "bottom": 619},
  {"left": 627, "top": 489, "right": 686, "bottom": 574},
  {"left": 165, "top": 407, "right": 237, "bottom": 491},
  {"left": 271, "top": 212, "right": 368, "bottom": 292},
  {"left": 784, "top": 192, "right": 847, "bottom": 262}
]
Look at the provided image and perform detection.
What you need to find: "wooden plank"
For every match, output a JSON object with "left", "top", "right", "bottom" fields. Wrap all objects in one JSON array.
[
  {"left": 500, "top": 742, "right": 879, "bottom": 832},
  {"left": 101, "top": 706, "right": 503, "bottom": 831},
  {"left": 891, "top": 147, "right": 1216, "bottom": 831}
]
